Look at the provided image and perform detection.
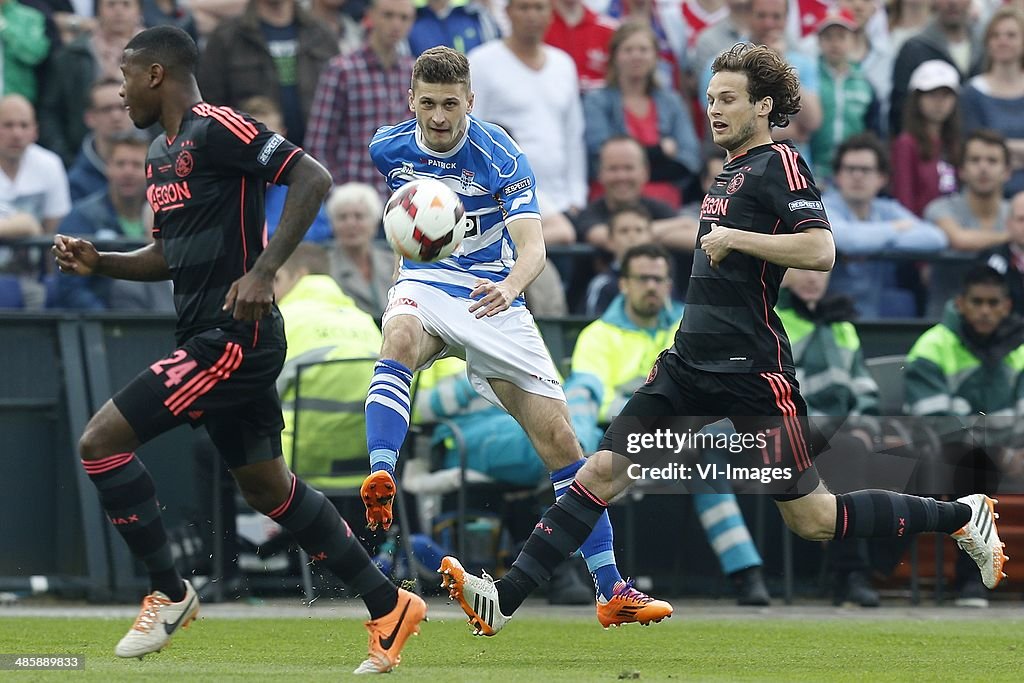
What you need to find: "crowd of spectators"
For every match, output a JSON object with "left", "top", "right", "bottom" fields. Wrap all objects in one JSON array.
[{"left": 4, "top": 0, "right": 1024, "bottom": 321}]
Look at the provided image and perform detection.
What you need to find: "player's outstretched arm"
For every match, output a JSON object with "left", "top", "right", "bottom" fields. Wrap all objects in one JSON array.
[
  {"left": 701, "top": 224, "right": 835, "bottom": 272},
  {"left": 52, "top": 234, "right": 171, "bottom": 281},
  {"left": 469, "top": 216, "right": 546, "bottom": 318},
  {"left": 223, "top": 155, "right": 332, "bottom": 321}
]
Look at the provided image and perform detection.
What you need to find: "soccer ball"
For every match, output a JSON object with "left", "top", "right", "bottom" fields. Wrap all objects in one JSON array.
[{"left": 383, "top": 178, "right": 466, "bottom": 262}]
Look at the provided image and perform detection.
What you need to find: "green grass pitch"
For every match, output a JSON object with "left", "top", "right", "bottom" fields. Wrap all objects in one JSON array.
[{"left": 2, "top": 616, "right": 1023, "bottom": 681}]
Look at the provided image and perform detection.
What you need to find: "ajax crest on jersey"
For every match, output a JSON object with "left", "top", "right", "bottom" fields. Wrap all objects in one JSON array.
[{"left": 383, "top": 178, "right": 467, "bottom": 263}]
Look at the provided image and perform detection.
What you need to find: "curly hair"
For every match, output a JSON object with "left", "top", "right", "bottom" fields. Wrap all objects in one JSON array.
[
  {"left": 412, "top": 46, "right": 471, "bottom": 91},
  {"left": 710, "top": 43, "right": 801, "bottom": 129}
]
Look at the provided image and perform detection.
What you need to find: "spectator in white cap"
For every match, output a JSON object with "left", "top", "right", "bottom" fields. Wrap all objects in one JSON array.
[{"left": 890, "top": 59, "right": 962, "bottom": 216}]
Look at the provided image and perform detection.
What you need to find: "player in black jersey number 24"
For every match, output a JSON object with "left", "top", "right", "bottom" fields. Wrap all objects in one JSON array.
[
  {"left": 440, "top": 43, "right": 1007, "bottom": 635},
  {"left": 52, "top": 27, "right": 425, "bottom": 674}
]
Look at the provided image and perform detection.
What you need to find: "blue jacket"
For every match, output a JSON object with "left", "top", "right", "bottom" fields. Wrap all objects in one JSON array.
[
  {"left": 408, "top": 1, "right": 500, "bottom": 56},
  {"left": 823, "top": 189, "right": 948, "bottom": 318},
  {"left": 66, "top": 135, "right": 106, "bottom": 202},
  {"left": 582, "top": 85, "right": 701, "bottom": 179},
  {"left": 265, "top": 183, "right": 333, "bottom": 243}
]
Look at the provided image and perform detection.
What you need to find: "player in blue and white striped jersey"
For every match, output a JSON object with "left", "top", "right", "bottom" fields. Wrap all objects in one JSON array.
[
  {"left": 369, "top": 106, "right": 539, "bottom": 305},
  {"left": 360, "top": 46, "right": 671, "bottom": 628}
]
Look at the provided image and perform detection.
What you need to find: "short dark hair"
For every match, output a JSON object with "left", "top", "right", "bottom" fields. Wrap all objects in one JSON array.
[
  {"left": 89, "top": 77, "right": 122, "bottom": 105},
  {"left": 621, "top": 243, "right": 674, "bottom": 279},
  {"left": 833, "top": 132, "right": 890, "bottom": 176},
  {"left": 239, "top": 95, "right": 282, "bottom": 123},
  {"left": 710, "top": 43, "right": 801, "bottom": 129},
  {"left": 124, "top": 26, "right": 198, "bottom": 78},
  {"left": 961, "top": 129, "right": 1011, "bottom": 168},
  {"left": 107, "top": 129, "right": 150, "bottom": 154},
  {"left": 609, "top": 202, "right": 652, "bottom": 229},
  {"left": 599, "top": 134, "right": 648, "bottom": 167},
  {"left": 961, "top": 264, "right": 1009, "bottom": 294},
  {"left": 95, "top": 0, "right": 141, "bottom": 16},
  {"left": 412, "top": 46, "right": 471, "bottom": 90}
]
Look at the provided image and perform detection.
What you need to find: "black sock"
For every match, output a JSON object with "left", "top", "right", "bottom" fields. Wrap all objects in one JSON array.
[
  {"left": 834, "top": 490, "right": 971, "bottom": 539},
  {"left": 269, "top": 475, "right": 397, "bottom": 619},
  {"left": 496, "top": 481, "right": 607, "bottom": 615},
  {"left": 84, "top": 453, "right": 185, "bottom": 602}
]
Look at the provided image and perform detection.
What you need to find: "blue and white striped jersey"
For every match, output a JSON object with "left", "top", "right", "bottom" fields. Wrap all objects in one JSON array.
[{"left": 369, "top": 115, "right": 541, "bottom": 305}]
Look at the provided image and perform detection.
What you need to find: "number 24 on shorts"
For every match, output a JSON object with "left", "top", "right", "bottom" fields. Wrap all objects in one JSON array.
[{"left": 149, "top": 349, "right": 199, "bottom": 388}]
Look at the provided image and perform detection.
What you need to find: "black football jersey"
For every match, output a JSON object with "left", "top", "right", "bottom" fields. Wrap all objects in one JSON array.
[
  {"left": 146, "top": 103, "right": 305, "bottom": 345},
  {"left": 674, "top": 141, "right": 831, "bottom": 374}
]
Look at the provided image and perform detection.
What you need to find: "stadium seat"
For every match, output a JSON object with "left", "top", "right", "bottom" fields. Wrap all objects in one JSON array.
[
  {"left": 404, "top": 418, "right": 548, "bottom": 577},
  {"left": 0, "top": 275, "right": 24, "bottom": 308},
  {"left": 864, "top": 355, "right": 907, "bottom": 416}
]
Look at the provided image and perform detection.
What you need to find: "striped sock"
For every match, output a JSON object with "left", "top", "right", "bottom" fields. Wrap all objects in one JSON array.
[
  {"left": 83, "top": 453, "right": 184, "bottom": 601},
  {"left": 834, "top": 490, "right": 971, "bottom": 539},
  {"left": 550, "top": 460, "right": 621, "bottom": 600},
  {"left": 496, "top": 481, "right": 608, "bottom": 615},
  {"left": 269, "top": 474, "right": 397, "bottom": 619},
  {"left": 365, "top": 360, "right": 413, "bottom": 476},
  {"left": 694, "top": 493, "right": 762, "bottom": 576}
]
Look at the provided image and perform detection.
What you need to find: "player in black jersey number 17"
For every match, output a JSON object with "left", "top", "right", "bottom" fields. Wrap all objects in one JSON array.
[
  {"left": 440, "top": 43, "right": 1007, "bottom": 633},
  {"left": 52, "top": 26, "right": 425, "bottom": 674}
]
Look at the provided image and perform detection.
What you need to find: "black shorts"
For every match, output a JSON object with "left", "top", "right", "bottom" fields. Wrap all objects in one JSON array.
[
  {"left": 113, "top": 328, "right": 286, "bottom": 470},
  {"left": 598, "top": 350, "right": 824, "bottom": 500}
]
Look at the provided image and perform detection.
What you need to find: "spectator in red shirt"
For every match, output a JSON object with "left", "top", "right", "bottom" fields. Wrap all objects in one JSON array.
[{"left": 544, "top": 0, "right": 618, "bottom": 91}]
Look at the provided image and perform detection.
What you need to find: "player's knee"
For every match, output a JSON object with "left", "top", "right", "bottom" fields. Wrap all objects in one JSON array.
[
  {"left": 236, "top": 474, "right": 294, "bottom": 515},
  {"left": 238, "top": 484, "right": 279, "bottom": 515},
  {"left": 380, "top": 318, "right": 425, "bottom": 368},
  {"left": 78, "top": 423, "right": 109, "bottom": 461}
]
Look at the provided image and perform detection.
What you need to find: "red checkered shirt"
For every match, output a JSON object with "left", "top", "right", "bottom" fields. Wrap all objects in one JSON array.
[{"left": 306, "top": 45, "right": 415, "bottom": 192}]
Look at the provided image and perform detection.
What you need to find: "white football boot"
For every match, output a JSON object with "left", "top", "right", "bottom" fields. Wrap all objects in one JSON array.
[
  {"left": 951, "top": 494, "right": 1008, "bottom": 589},
  {"left": 439, "top": 556, "right": 510, "bottom": 636},
  {"left": 115, "top": 580, "right": 199, "bottom": 658}
]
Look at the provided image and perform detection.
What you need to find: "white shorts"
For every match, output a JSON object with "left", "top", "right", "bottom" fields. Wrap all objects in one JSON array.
[{"left": 382, "top": 280, "right": 565, "bottom": 408}]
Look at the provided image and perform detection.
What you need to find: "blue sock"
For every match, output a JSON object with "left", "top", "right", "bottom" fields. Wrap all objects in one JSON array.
[
  {"left": 365, "top": 359, "right": 413, "bottom": 476},
  {"left": 693, "top": 493, "right": 762, "bottom": 576},
  {"left": 550, "top": 460, "right": 622, "bottom": 601}
]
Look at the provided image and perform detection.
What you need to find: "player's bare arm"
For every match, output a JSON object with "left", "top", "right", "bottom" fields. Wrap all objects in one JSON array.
[
  {"left": 701, "top": 223, "right": 834, "bottom": 271},
  {"left": 222, "top": 155, "right": 332, "bottom": 321},
  {"left": 469, "top": 216, "right": 545, "bottom": 318},
  {"left": 651, "top": 215, "right": 700, "bottom": 250},
  {"left": 53, "top": 234, "right": 171, "bottom": 281}
]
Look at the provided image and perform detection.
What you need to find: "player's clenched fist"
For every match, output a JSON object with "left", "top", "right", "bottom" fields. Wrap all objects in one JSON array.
[
  {"left": 700, "top": 222, "right": 736, "bottom": 268},
  {"left": 52, "top": 234, "right": 100, "bottom": 276}
]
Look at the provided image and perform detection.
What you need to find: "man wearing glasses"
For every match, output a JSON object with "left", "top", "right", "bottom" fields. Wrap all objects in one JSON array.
[{"left": 823, "top": 132, "right": 947, "bottom": 318}]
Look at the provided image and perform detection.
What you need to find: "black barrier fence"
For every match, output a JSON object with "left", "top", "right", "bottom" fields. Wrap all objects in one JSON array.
[{"left": 0, "top": 312, "right": 938, "bottom": 601}]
